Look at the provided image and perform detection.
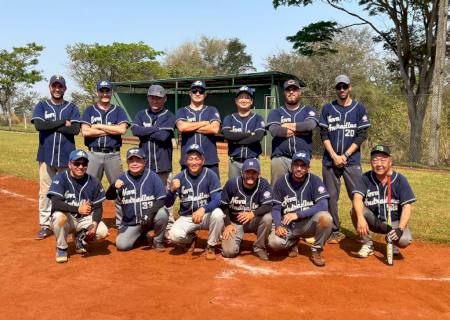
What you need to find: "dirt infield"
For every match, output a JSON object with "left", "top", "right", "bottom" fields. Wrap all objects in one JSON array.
[{"left": 0, "top": 175, "right": 449, "bottom": 320}]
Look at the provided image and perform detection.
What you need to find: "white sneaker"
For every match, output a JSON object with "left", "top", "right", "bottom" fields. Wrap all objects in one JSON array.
[{"left": 357, "top": 243, "right": 374, "bottom": 258}]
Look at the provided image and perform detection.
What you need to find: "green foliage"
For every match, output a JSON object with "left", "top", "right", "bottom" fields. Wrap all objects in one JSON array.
[
  {"left": 287, "top": 21, "right": 340, "bottom": 56},
  {"left": 219, "top": 38, "right": 255, "bottom": 74}
]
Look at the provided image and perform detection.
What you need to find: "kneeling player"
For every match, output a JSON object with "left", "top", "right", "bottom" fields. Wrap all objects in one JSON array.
[
  {"left": 166, "top": 144, "right": 224, "bottom": 260},
  {"left": 48, "top": 150, "right": 108, "bottom": 263},
  {"left": 351, "top": 145, "right": 415, "bottom": 258},
  {"left": 106, "top": 147, "right": 168, "bottom": 251},
  {"left": 221, "top": 159, "right": 273, "bottom": 261},
  {"left": 268, "top": 151, "right": 332, "bottom": 267}
]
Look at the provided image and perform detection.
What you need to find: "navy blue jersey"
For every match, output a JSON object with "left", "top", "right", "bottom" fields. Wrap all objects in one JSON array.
[
  {"left": 273, "top": 173, "right": 329, "bottom": 227},
  {"left": 319, "top": 100, "right": 370, "bottom": 166},
  {"left": 222, "top": 112, "right": 265, "bottom": 159},
  {"left": 175, "top": 105, "right": 221, "bottom": 166},
  {"left": 132, "top": 108, "right": 175, "bottom": 173},
  {"left": 47, "top": 171, "right": 105, "bottom": 217},
  {"left": 31, "top": 100, "right": 81, "bottom": 167},
  {"left": 221, "top": 176, "right": 273, "bottom": 224},
  {"left": 81, "top": 104, "right": 130, "bottom": 148},
  {"left": 352, "top": 171, "right": 416, "bottom": 222},
  {"left": 115, "top": 169, "right": 167, "bottom": 226},
  {"left": 267, "top": 105, "right": 318, "bottom": 158},
  {"left": 173, "top": 167, "right": 221, "bottom": 216}
]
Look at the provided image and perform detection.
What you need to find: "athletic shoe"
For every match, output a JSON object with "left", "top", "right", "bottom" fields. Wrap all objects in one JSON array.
[
  {"left": 357, "top": 243, "right": 374, "bottom": 258},
  {"left": 205, "top": 245, "right": 216, "bottom": 260},
  {"left": 393, "top": 245, "right": 400, "bottom": 255},
  {"left": 254, "top": 250, "right": 269, "bottom": 261},
  {"left": 327, "top": 232, "right": 345, "bottom": 244},
  {"left": 75, "top": 238, "right": 87, "bottom": 254},
  {"left": 35, "top": 227, "right": 53, "bottom": 240},
  {"left": 310, "top": 250, "right": 325, "bottom": 267},
  {"left": 288, "top": 245, "right": 299, "bottom": 258},
  {"left": 188, "top": 235, "right": 199, "bottom": 253},
  {"left": 153, "top": 243, "right": 166, "bottom": 252},
  {"left": 55, "top": 248, "right": 68, "bottom": 263}
]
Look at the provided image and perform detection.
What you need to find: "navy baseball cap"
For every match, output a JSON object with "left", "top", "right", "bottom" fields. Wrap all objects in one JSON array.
[
  {"left": 335, "top": 75, "right": 351, "bottom": 85},
  {"left": 126, "top": 147, "right": 146, "bottom": 160},
  {"left": 190, "top": 80, "right": 206, "bottom": 90},
  {"left": 49, "top": 75, "right": 66, "bottom": 87},
  {"left": 96, "top": 80, "right": 113, "bottom": 91},
  {"left": 292, "top": 151, "right": 311, "bottom": 165},
  {"left": 242, "top": 158, "right": 260, "bottom": 173},
  {"left": 186, "top": 144, "right": 205, "bottom": 157},
  {"left": 283, "top": 79, "right": 301, "bottom": 90},
  {"left": 370, "top": 145, "right": 391, "bottom": 157},
  {"left": 69, "top": 149, "right": 89, "bottom": 162},
  {"left": 236, "top": 86, "right": 254, "bottom": 98},
  {"left": 147, "top": 84, "right": 166, "bottom": 97}
]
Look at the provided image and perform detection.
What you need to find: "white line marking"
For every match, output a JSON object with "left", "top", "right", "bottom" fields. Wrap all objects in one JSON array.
[
  {"left": 225, "top": 258, "right": 279, "bottom": 275},
  {"left": 0, "top": 188, "right": 37, "bottom": 203}
]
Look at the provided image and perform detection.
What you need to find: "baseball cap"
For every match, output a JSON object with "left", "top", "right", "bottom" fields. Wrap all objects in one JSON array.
[
  {"left": 147, "top": 84, "right": 166, "bottom": 97},
  {"left": 242, "top": 158, "right": 260, "bottom": 173},
  {"left": 335, "top": 75, "right": 351, "bottom": 86},
  {"left": 186, "top": 143, "right": 205, "bottom": 157},
  {"left": 292, "top": 151, "right": 311, "bottom": 165},
  {"left": 190, "top": 80, "right": 206, "bottom": 90},
  {"left": 96, "top": 80, "right": 113, "bottom": 91},
  {"left": 236, "top": 86, "right": 254, "bottom": 98},
  {"left": 69, "top": 149, "right": 89, "bottom": 162},
  {"left": 283, "top": 79, "right": 301, "bottom": 90},
  {"left": 126, "top": 147, "right": 146, "bottom": 160},
  {"left": 49, "top": 75, "right": 66, "bottom": 87},
  {"left": 370, "top": 145, "right": 391, "bottom": 157}
]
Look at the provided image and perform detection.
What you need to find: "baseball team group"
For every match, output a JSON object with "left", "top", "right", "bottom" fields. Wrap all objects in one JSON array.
[{"left": 31, "top": 74, "right": 416, "bottom": 266}]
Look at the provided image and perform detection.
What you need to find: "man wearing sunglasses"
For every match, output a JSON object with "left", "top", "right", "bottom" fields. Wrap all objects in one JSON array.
[
  {"left": 267, "top": 79, "right": 318, "bottom": 187},
  {"left": 48, "top": 149, "right": 108, "bottom": 263},
  {"left": 175, "top": 81, "right": 221, "bottom": 179},
  {"left": 319, "top": 75, "right": 371, "bottom": 244}
]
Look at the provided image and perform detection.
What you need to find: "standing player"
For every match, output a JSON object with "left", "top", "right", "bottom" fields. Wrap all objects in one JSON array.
[
  {"left": 319, "top": 75, "right": 370, "bottom": 244},
  {"left": 31, "top": 75, "right": 81, "bottom": 240},
  {"left": 351, "top": 145, "right": 415, "bottom": 258},
  {"left": 267, "top": 79, "right": 318, "bottom": 186},
  {"left": 166, "top": 144, "right": 224, "bottom": 260},
  {"left": 81, "top": 80, "right": 130, "bottom": 226},
  {"left": 175, "top": 81, "right": 221, "bottom": 178},
  {"left": 105, "top": 147, "right": 168, "bottom": 251},
  {"left": 220, "top": 159, "right": 273, "bottom": 261},
  {"left": 48, "top": 149, "right": 108, "bottom": 263},
  {"left": 268, "top": 151, "right": 333, "bottom": 267},
  {"left": 222, "top": 86, "right": 266, "bottom": 179}
]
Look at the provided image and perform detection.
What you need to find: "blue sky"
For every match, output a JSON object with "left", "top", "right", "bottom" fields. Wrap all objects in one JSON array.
[{"left": 0, "top": 0, "right": 373, "bottom": 96}]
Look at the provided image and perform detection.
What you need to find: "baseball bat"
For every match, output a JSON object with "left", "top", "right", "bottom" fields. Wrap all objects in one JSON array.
[{"left": 386, "top": 175, "right": 393, "bottom": 266}]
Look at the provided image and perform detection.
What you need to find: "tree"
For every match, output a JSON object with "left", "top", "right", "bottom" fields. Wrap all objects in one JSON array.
[
  {"left": 273, "top": 0, "right": 449, "bottom": 163},
  {"left": 219, "top": 38, "right": 256, "bottom": 74},
  {"left": 70, "top": 91, "right": 94, "bottom": 113},
  {"left": 164, "top": 41, "right": 208, "bottom": 78},
  {"left": 11, "top": 89, "right": 40, "bottom": 128},
  {"left": 66, "top": 42, "right": 167, "bottom": 98},
  {"left": 0, "top": 43, "right": 44, "bottom": 128}
]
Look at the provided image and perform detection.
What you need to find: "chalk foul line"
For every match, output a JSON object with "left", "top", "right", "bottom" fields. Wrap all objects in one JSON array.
[{"left": 0, "top": 188, "right": 37, "bottom": 203}]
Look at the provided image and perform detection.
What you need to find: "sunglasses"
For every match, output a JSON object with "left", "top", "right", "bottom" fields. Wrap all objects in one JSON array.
[
  {"left": 191, "top": 89, "right": 205, "bottom": 95},
  {"left": 71, "top": 161, "right": 88, "bottom": 168},
  {"left": 335, "top": 84, "right": 349, "bottom": 90}
]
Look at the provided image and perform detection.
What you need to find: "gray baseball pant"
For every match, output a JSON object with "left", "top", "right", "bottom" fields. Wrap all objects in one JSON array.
[
  {"left": 222, "top": 213, "right": 272, "bottom": 258},
  {"left": 38, "top": 162, "right": 66, "bottom": 228},
  {"left": 51, "top": 211, "right": 108, "bottom": 250},
  {"left": 271, "top": 156, "right": 291, "bottom": 187},
  {"left": 116, "top": 207, "right": 169, "bottom": 251},
  {"left": 168, "top": 208, "right": 225, "bottom": 247},
  {"left": 268, "top": 211, "right": 333, "bottom": 252},
  {"left": 228, "top": 159, "right": 243, "bottom": 180},
  {"left": 322, "top": 165, "right": 362, "bottom": 234}
]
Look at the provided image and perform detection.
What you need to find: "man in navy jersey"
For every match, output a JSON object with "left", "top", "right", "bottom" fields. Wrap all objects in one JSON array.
[
  {"left": 166, "top": 144, "right": 224, "bottom": 260},
  {"left": 267, "top": 79, "right": 318, "bottom": 186},
  {"left": 81, "top": 80, "right": 130, "bottom": 226},
  {"left": 106, "top": 147, "right": 168, "bottom": 251},
  {"left": 48, "top": 149, "right": 108, "bottom": 263},
  {"left": 32, "top": 75, "right": 81, "bottom": 240},
  {"left": 221, "top": 158, "right": 273, "bottom": 260},
  {"left": 351, "top": 145, "right": 415, "bottom": 259},
  {"left": 175, "top": 81, "right": 221, "bottom": 178},
  {"left": 222, "top": 86, "right": 266, "bottom": 179},
  {"left": 319, "top": 75, "right": 370, "bottom": 244},
  {"left": 268, "top": 151, "right": 333, "bottom": 267}
]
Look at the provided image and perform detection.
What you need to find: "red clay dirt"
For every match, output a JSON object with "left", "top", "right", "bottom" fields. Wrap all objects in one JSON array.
[{"left": 0, "top": 175, "right": 448, "bottom": 320}]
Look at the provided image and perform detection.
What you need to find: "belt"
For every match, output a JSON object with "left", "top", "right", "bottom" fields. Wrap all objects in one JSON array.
[
  {"left": 89, "top": 147, "right": 120, "bottom": 153},
  {"left": 231, "top": 157, "right": 245, "bottom": 163}
]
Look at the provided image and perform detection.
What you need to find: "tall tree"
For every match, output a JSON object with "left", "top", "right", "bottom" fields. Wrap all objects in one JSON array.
[
  {"left": 0, "top": 43, "right": 43, "bottom": 129},
  {"left": 66, "top": 42, "right": 167, "bottom": 98},
  {"left": 273, "top": 0, "right": 449, "bottom": 163},
  {"left": 164, "top": 41, "right": 208, "bottom": 78},
  {"left": 220, "top": 38, "right": 256, "bottom": 74}
]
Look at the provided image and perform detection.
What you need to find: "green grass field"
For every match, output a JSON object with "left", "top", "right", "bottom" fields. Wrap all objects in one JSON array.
[{"left": 1, "top": 131, "right": 449, "bottom": 243}]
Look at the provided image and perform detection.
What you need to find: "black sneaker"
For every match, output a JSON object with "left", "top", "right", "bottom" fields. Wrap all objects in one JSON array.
[
  {"left": 35, "top": 227, "right": 52, "bottom": 240},
  {"left": 75, "top": 231, "right": 87, "bottom": 254}
]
